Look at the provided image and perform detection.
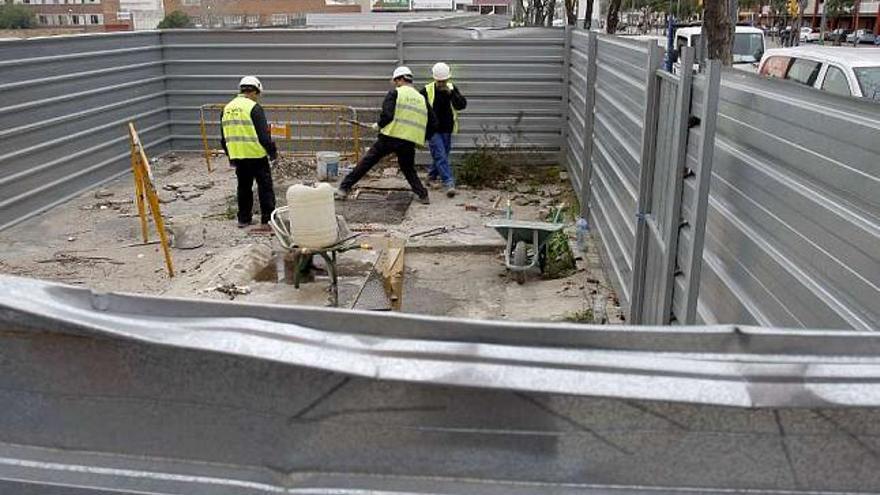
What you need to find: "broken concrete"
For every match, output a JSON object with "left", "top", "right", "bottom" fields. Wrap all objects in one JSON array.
[{"left": 167, "top": 215, "right": 206, "bottom": 250}]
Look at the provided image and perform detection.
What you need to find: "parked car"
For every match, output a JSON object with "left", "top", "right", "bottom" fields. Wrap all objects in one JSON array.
[
  {"left": 846, "top": 29, "right": 876, "bottom": 44},
  {"left": 758, "top": 46, "right": 880, "bottom": 101},
  {"left": 673, "top": 26, "right": 766, "bottom": 73},
  {"left": 799, "top": 27, "right": 821, "bottom": 43},
  {"left": 826, "top": 28, "right": 850, "bottom": 43}
]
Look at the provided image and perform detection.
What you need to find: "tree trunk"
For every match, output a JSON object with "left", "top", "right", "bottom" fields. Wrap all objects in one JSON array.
[
  {"left": 704, "top": 0, "right": 734, "bottom": 65},
  {"left": 583, "top": 0, "right": 594, "bottom": 29},
  {"left": 565, "top": 0, "right": 577, "bottom": 25},
  {"left": 514, "top": 0, "right": 525, "bottom": 24},
  {"left": 546, "top": 0, "right": 556, "bottom": 26},
  {"left": 606, "top": 0, "right": 621, "bottom": 33},
  {"left": 792, "top": 0, "right": 807, "bottom": 46}
]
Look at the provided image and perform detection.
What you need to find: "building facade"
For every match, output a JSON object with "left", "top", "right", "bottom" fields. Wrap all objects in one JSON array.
[
  {"left": 803, "top": 0, "right": 879, "bottom": 34},
  {"left": 755, "top": 0, "right": 879, "bottom": 35},
  {"left": 12, "top": 0, "right": 132, "bottom": 31},
  {"left": 162, "top": 0, "right": 360, "bottom": 27}
]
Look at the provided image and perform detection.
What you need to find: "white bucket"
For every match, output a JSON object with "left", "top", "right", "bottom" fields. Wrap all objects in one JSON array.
[{"left": 316, "top": 151, "right": 340, "bottom": 181}]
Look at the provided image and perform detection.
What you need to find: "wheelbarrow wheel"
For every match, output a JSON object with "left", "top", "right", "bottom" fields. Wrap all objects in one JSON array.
[{"left": 513, "top": 240, "right": 527, "bottom": 285}]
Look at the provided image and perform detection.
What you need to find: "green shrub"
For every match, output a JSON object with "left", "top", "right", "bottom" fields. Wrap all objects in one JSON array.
[
  {"left": 157, "top": 10, "right": 193, "bottom": 29},
  {"left": 0, "top": 4, "right": 36, "bottom": 29},
  {"left": 455, "top": 148, "right": 511, "bottom": 188},
  {"left": 543, "top": 205, "right": 577, "bottom": 279}
]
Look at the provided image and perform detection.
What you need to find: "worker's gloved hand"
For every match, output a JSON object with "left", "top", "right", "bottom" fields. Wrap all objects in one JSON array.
[{"left": 370, "top": 122, "right": 379, "bottom": 130}]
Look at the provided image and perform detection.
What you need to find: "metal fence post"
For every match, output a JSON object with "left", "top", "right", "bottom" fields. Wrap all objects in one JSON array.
[
  {"left": 579, "top": 31, "right": 598, "bottom": 221},
  {"left": 558, "top": 26, "right": 573, "bottom": 167},
  {"left": 682, "top": 60, "right": 721, "bottom": 324},
  {"left": 395, "top": 23, "right": 405, "bottom": 65},
  {"left": 656, "top": 46, "right": 694, "bottom": 324},
  {"left": 628, "top": 43, "right": 664, "bottom": 324}
]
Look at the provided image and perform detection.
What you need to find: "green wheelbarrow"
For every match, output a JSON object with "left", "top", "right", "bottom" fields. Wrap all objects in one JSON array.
[{"left": 486, "top": 217, "right": 565, "bottom": 284}]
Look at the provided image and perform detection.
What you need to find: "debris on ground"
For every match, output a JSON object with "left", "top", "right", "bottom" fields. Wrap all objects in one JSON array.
[
  {"left": 0, "top": 152, "right": 623, "bottom": 323},
  {"left": 210, "top": 283, "right": 251, "bottom": 299},
  {"left": 36, "top": 252, "right": 124, "bottom": 266}
]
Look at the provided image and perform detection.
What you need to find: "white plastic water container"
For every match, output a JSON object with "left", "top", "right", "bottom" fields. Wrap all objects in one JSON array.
[
  {"left": 316, "top": 151, "right": 340, "bottom": 181},
  {"left": 286, "top": 183, "right": 337, "bottom": 248}
]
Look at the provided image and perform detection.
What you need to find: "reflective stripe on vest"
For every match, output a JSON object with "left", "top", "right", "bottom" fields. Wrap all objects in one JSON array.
[
  {"left": 425, "top": 81, "right": 459, "bottom": 134},
  {"left": 221, "top": 95, "right": 267, "bottom": 159},
  {"left": 380, "top": 85, "right": 428, "bottom": 146}
]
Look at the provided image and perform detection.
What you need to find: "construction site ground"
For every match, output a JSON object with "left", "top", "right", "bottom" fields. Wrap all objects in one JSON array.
[{"left": 0, "top": 152, "right": 623, "bottom": 323}]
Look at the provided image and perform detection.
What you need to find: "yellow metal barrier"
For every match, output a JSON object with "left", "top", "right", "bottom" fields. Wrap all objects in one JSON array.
[{"left": 199, "top": 104, "right": 363, "bottom": 172}]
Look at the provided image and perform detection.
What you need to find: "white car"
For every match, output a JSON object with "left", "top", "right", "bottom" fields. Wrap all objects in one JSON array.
[
  {"left": 758, "top": 46, "right": 880, "bottom": 100},
  {"left": 799, "top": 27, "right": 821, "bottom": 43},
  {"left": 673, "top": 26, "right": 766, "bottom": 73}
]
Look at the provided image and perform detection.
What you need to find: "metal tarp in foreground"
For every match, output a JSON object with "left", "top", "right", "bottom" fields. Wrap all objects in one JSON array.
[
  {"left": 3, "top": 275, "right": 880, "bottom": 494},
  {"left": 2, "top": 275, "right": 880, "bottom": 409}
]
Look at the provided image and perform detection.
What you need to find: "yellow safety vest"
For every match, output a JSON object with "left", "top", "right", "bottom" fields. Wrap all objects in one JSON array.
[
  {"left": 380, "top": 85, "right": 428, "bottom": 146},
  {"left": 425, "top": 81, "right": 459, "bottom": 134},
  {"left": 221, "top": 95, "right": 267, "bottom": 160}
]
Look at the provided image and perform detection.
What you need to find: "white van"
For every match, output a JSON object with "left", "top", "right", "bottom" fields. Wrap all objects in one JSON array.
[
  {"left": 758, "top": 46, "right": 880, "bottom": 100},
  {"left": 673, "top": 26, "right": 766, "bottom": 73}
]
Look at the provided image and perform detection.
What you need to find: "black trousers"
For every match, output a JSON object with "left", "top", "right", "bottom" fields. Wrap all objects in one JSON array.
[
  {"left": 233, "top": 157, "right": 275, "bottom": 224},
  {"left": 340, "top": 135, "right": 427, "bottom": 198}
]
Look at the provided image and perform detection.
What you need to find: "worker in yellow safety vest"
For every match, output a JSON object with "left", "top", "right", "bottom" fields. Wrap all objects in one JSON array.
[
  {"left": 220, "top": 76, "right": 278, "bottom": 231},
  {"left": 421, "top": 62, "right": 467, "bottom": 198},
  {"left": 337, "top": 66, "right": 437, "bottom": 204}
]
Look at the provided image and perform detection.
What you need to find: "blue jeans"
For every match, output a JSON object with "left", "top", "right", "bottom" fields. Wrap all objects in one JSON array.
[{"left": 428, "top": 133, "right": 454, "bottom": 187}]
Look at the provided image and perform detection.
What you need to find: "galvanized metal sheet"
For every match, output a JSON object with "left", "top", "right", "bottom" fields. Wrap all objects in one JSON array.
[
  {"left": 675, "top": 71, "right": 880, "bottom": 330},
  {"left": 0, "top": 33, "right": 169, "bottom": 231},
  {"left": 3, "top": 283, "right": 880, "bottom": 494},
  {"left": 3, "top": 275, "right": 880, "bottom": 409}
]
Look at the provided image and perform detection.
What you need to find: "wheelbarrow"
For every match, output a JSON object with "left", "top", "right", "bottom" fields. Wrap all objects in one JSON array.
[
  {"left": 486, "top": 212, "right": 565, "bottom": 284},
  {"left": 269, "top": 206, "right": 369, "bottom": 307}
]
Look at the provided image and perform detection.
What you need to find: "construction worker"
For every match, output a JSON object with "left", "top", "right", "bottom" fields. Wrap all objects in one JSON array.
[
  {"left": 337, "top": 66, "right": 436, "bottom": 204},
  {"left": 421, "top": 62, "right": 467, "bottom": 198},
  {"left": 220, "top": 76, "right": 277, "bottom": 231}
]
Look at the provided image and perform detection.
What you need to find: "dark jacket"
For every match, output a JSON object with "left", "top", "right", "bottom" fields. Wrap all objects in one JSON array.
[
  {"left": 219, "top": 101, "right": 277, "bottom": 161},
  {"left": 420, "top": 84, "right": 466, "bottom": 134},
  {"left": 378, "top": 85, "right": 438, "bottom": 143}
]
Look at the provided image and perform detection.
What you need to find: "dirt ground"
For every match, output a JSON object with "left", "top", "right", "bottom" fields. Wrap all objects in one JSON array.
[{"left": 0, "top": 152, "right": 623, "bottom": 323}]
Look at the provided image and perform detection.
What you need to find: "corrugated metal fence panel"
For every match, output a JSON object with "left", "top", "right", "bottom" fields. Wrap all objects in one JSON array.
[
  {"left": 0, "top": 32, "right": 170, "bottom": 231},
  {"left": 586, "top": 35, "right": 650, "bottom": 313},
  {"left": 401, "top": 25, "right": 565, "bottom": 161},
  {"left": 563, "top": 29, "right": 590, "bottom": 195},
  {"left": 674, "top": 71, "right": 880, "bottom": 330},
  {"left": 162, "top": 29, "right": 397, "bottom": 151}
]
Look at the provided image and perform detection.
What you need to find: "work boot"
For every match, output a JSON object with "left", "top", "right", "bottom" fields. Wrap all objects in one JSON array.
[
  {"left": 445, "top": 186, "right": 457, "bottom": 198},
  {"left": 237, "top": 220, "right": 254, "bottom": 229},
  {"left": 417, "top": 194, "right": 430, "bottom": 205},
  {"left": 334, "top": 188, "right": 350, "bottom": 201}
]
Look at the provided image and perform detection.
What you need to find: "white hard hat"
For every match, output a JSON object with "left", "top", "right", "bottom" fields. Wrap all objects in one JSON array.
[
  {"left": 432, "top": 62, "right": 451, "bottom": 81},
  {"left": 391, "top": 66, "right": 413, "bottom": 80},
  {"left": 238, "top": 76, "right": 263, "bottom": 93}
]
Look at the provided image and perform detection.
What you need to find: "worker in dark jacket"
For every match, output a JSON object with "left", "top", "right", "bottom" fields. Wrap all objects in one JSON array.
[
  {"left": 421, "top": 62, "right": 466, "bottom": 198},
  {"left": 220, "top": 76, "right": 277, "bottom": 231},
  {"left": 337, "top": 66, "right": 437, "bottom": 204}
]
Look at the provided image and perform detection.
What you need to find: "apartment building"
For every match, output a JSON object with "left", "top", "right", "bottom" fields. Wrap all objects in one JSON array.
[
  {"left": 162, "top": 0, "right": 360, "bottom": 27},
  {"left": 12, "top": 0, "right": 131, "bottom": 31}
]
